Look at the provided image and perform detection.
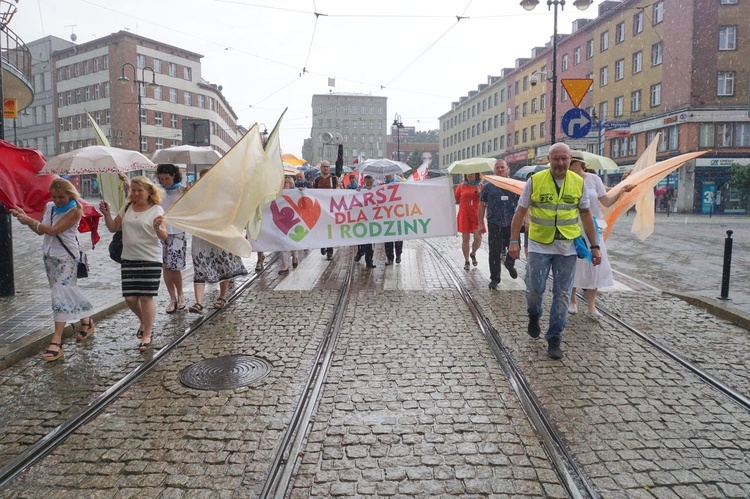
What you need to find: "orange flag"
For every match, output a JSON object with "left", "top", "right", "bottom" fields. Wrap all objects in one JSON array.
[
  {"left": 483, "top": 174, "right": 526, "bottom": 195},
  {"left": 601, "top": 151, "right": 708, "bottom": 239}
]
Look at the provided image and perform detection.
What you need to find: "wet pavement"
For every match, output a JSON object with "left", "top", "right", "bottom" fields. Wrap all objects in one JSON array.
[{"left": 0, "top": 212, "right": 748, "bottom": 497}]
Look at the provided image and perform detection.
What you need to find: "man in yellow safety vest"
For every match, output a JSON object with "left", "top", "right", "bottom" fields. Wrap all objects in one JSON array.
[{"left": 509, "top": 143, "right": 601, "bottom": 360}]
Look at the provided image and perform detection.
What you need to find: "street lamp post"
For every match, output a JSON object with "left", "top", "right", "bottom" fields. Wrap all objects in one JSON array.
[
  {"left": 118, "top": 63, "right": 158, "bottom": 152},
  {"left": 259, "top": 123, "right": 269, "bottom": 146},
  {"left": 520, "top": 0, "right": 593, "bottom": 144},
  {"left": 392, "top": 113, "right": 404, "bottom": 161}
]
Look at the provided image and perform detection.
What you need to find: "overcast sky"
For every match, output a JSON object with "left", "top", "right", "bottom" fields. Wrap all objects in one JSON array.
[{"left": 11, "top": 0, "right": 601, "bottom": 157}]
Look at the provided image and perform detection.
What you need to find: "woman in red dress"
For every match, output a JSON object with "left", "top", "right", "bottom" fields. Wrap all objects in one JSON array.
[{"left": 455, "top": 173, "right": 484, "bottom": 270}]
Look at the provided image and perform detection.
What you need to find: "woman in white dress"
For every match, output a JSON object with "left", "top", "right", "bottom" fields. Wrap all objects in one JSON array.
[
  {"left": 568, "top": 152, "right": 634, "bottom": 319},
  {"left": 156, "top": 164, "right": 188, "bottom": 313},
  {"left": 10, "top": 178, "right": 94, "bottom": 361}
]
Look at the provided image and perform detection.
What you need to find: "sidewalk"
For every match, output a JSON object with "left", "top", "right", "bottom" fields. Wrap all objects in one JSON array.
[{"left": 1, "top": 212, "right": 748, "bottom": 369}]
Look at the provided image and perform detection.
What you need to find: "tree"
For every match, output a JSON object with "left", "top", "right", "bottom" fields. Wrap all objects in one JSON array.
[
  {"left": 412, "top": 130, "right": 439, "bottom": 143},
  {"left": 730, "top": 162, "right": 750, "bottom": 189}
]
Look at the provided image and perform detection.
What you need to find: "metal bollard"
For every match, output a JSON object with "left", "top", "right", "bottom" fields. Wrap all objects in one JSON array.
[{"left": 718, "top": 230, "right": 733, "bottom": 300}]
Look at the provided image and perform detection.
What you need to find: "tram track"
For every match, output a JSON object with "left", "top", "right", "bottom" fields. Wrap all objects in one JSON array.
[
  {"left": 421, "top": 240, "right": 599, "bottom": 499},
  {"left": 0, "top": 254, "right": 278, "bottom": 487}
]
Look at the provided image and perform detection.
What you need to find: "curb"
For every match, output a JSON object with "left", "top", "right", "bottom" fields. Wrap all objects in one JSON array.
[{"left": 666, "top": 291, "right": 750, "bottom": 332}]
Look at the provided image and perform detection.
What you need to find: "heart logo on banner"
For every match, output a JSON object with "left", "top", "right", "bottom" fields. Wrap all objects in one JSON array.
[{"left": 270, "top": 195, "right": 322, "bottom": 241}]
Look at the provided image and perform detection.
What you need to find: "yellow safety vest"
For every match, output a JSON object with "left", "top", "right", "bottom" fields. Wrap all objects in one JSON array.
[{"left": 528, "top": 169, "right": 584, "bottom": 244}]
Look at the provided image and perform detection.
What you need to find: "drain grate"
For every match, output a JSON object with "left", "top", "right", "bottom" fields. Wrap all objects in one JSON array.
[{"left": 180, "top": 355, "right": 271, "bottom": 390}]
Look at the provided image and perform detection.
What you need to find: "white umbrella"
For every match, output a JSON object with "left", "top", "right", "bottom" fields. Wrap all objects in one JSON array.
[
  {"left": 151, "top": 145, "right": 222, "bottom": 166},
  {"left": 572, "top": 150, "right": 619, "bottom": 171},
  {"left": 358, "top": 158, "right": 410, "bottom": 177},
  {"left": 513, "top": 164, "right": 550, "bottom": 180},
  {"left": 446, "top": 157, "right": 496, "bottom": 175},
  {"left": 39, "top": 145, "right": 154, "bottom": 175}
]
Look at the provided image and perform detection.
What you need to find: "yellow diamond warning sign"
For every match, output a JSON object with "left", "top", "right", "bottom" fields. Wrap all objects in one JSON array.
[{"left": 561, "top": 79, "right": 593, "bottom": 108}]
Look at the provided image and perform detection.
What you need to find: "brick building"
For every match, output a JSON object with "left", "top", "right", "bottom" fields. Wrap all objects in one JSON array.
[{"left": 440, "top": 0, "right": 750, "bottom": 214}]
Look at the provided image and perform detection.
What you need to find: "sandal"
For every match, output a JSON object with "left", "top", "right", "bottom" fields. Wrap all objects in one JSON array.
[
  {"left": 176, "top": 295, "right": 188, "bottom": 311},
  {"left": 138, "top": 336, "right": 154, "bottom": 351},
  {"left": 136, "top": 328, "right": 144, "bottom": 339},
  {"left": 76, "top": 319, "right": 95, "bottom": 341},
  {"left": 278, "top": 268, "right": 290, "bottom": 275},
  {"left": 188, "top": 303, "right": 204, "bottom": 314},
  {"left": 41, "top": 342, "right": 64, "bottom": 362},
  {"left": 214, "top": 297, "right": 227, "bottom": 309},
  {"left": 255, "top": 254, "right": 265, "bottom": 272},
  {"left": 464, "top": 261, "right": 471, "bottom": 271},
  {"left": 470, "top": 253, "right": 478, "bottom": 267},
  {"left": 166, "top": 300, "right": 177, "bottom": 314}
]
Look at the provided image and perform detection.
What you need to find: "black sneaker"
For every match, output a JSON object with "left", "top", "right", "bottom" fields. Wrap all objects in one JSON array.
[
  {"left": 326, "top": 254, "right": 333, "bottom": 261},
  {"left": 488, "top": 280, "right": 499, "bottom": 290},
  {"left": 385, "top": 260, "right": 393, "bottom": 266},
  {"left": 320, "top": 248, "right": 326, "bottom": 255},
  {"left": 505, "top": 262, "right": 518, "bottom": 279},
  {"left": 547, "top": 337, "right": 563, "bottom": 360},
  {"left": 354, "top": 253, "right": 362, "bottom": 263},
  {"left": 366, "top": 263, "right": 377, "bottom": 268},
  {"left": 527, "top": 316, "right": 541, "bottom": 338},
  {"left": 396, "top": 256, "right": 401, "bottom": 264}
]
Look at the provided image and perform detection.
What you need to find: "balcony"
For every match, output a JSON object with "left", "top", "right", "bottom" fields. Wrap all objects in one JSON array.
[{"left": 1, "top": 1, "right": 33, "bottom": 111}]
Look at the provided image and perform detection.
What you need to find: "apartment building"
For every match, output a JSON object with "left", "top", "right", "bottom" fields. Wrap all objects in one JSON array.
[
  {"left": 440, "top": 0, "right": 750, "bottom": 213},
  {"left": 310, "top": 93, "right": 388, "bottom": 167},
  {"left": 17, "top": 31, "right": 240, "bottom": 162}
]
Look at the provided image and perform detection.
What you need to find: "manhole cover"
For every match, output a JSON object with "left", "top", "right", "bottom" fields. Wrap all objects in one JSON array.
[{"left": 180, "top": 355, "right": 271, "bottom": 390}]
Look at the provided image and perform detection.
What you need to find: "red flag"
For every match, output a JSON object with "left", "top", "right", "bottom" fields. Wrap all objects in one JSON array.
[
  {"left": 0, "top": 140, "right": 100, "bottom": 247},
  {"left": 410, "top": 162, "right": 429, "bottom": 182}
]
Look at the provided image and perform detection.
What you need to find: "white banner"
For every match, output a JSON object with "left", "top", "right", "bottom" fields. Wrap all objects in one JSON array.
[{"left": 249, "top": 177, "right": 456, "bottom": 251}]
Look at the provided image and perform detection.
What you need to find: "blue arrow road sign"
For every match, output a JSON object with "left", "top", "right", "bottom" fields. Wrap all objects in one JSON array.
[{"left": 561, "top": 108, "right": 592, "bottom": 139}]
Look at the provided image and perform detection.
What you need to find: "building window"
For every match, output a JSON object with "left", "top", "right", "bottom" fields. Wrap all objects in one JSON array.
[
  {"left": 169, "top": 88, "right": 177, "bottom": 103},
  {"left": 83, "top": 60, "right": 90, "bottom": 74},
  {"left": 531, "top": 97, "right": 537, "bottom": 113},
  {"left": 169, "top": 63, "right": 177, "bottom": 77},
  {"left": 614, "top": 96, "right": 624, "bottom": 117},
  {"left": 93, "top": 58, "right": 99, "bottom": 72},
  {"left": 719, "top": 124, "right": 733, "bottom": 147},
  {"left": 514, "top": 106, "right": 520, "bottom": 120},
  {"left": 561, "top": 90, "right": 568, "bottom": 102},
  {"left": 523, "top": 102, "right": 528, "bottom": 115},
  {"left": 140, "top": 108, "right": 146, "bottom": 124},
  {"left": 74, "top": 64, "right": 80, "bottom": 77},
  {"left": 170, "top": 114, "right": 178, "bottom": 128},
  {"left": 154, "top": 86, "right": 162, "bottom": 100},
  {"left": 141, "top": 137, "right": 148, "bottom": 152},
  {"left": 540, "top": 94, "right": 546, "bottom": 110},
  {"left": 572, "top": 47, "right": 581, "bottom": 66},
  {"left": 600, "top": 66, "right": 609, "bottom": 87},
  {"left": 650, "top": 83, "right": 662, "bottom": 107},
  {"left": 155, "top": 138, "right": 163, "bottom": 150},
  {"left": 631, "top": 90, "right": 642, "bottom": 112},
  {"left": 735, "top": 124, "right": 750, "bottom": 147},
  {"left": 615, "top": 22, "right": 625, "bottom": 44},
  {"left": 700, "top": 123, "right": 715, "bottom": 147},
  {"left": 600, "top": 31, "right": 609, "bottom": 52},
  {"left": 599, "top": 101, "right": 608, "bottom": 121},
  {"left": 153, "top": 59, "right": 161, "bottom": 73},
  {"left": 719, "top": 26, "right": 737, "bottom": 50},
  {"left": 668, "top": 126, "right": 679, "bottom": 150},
  {"left": 522, "top": 128, "right": 528, "bottom": 143},
  {"left": 653, "top": 1, "right": 664, "bottom": 24},
  {"left": 615, "top": 59, "right": 624, "bottom": 80},
  {"left": 198, "top": 95, "right": 204, "bottom": 108},
  {"left": 94, "top": 84, "right": 100, "bottom": 99},
  {"left": 540, "top": 122, "right": 546, "bottom": 138},
  {"left": 84, "top": 87, "right": 90, "bottom": 101},
  {"left": 561, "top": 54, "right": 569, "bottom": 71},
  {"left": 67, "top": 117, "right": 73, "bottom": 130},
  {"left": 633, "top": 12, "right": 644, "bottom": 35},
  {"left": 531, "top": 125, "right": 536, "bottom": 141},
  {"left": 137, "top": 54, "right": 146, "bottom": 69},
  {"left": 58, "top": 118, "right": 64, "bottom": 132},
  {"left": 651, "top": 42, "right": 663, "bottom": 66},
  {"left": 103, "top": 55, "right": 108, "bottom": 69},
  {"left": 184, "top": 67, "right": 192, "bottom": 81},
  {"left": 718, "top": 72, "right": 735, "bottom": 96},
  {"left": 632, "top": 51, "right": 643, "bottom": 74},
  {"left": 184, "top": 92, "right": 192, "bottom": 106},
  {"left": 58, "top": 93, "right": 64, "bottom": 107},
  {"left": 155, "top": 111, "right": 163, "bottom": 126},
  {"left": 104, "top": 82, "right": 110, "bottom": 97},
  {"left": 105, "top": 109, "right": 110, "bottom": 124},
  {"left": 586, "top": 39, "right": 594, "bottom": 59}
]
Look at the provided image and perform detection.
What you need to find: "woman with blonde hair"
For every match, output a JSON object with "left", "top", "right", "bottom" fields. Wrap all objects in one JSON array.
[
  {"left": 99, "top": 176, "right": 168, "bottom": 351},
  {"left": 10, "top": 178, "right": 95, "bottom": 361}
]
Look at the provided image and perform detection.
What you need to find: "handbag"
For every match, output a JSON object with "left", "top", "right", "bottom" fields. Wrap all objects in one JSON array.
[
  {"left": 56, "top": 235, "right": 89, "bottom": 278},
  {"left": 108, "top": 203, "right": 130, "bottom": 264}
]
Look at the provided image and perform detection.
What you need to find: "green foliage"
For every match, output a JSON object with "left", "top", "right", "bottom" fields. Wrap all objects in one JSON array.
[
  {"left": 730, "top": 163, "right": 750, "bottom": 189},
  {"left": 411, "top": 130, "right": 439, "bottom": 143}
]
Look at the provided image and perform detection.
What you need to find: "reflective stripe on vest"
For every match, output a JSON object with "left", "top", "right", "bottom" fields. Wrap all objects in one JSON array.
[{"left": 528, "top": 169, "right": 583, "bottom": 244}]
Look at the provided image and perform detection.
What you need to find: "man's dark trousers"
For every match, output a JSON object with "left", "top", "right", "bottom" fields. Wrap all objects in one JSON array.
[{"left": 488, "top": 223, "right": 514, "bottom": 282}]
